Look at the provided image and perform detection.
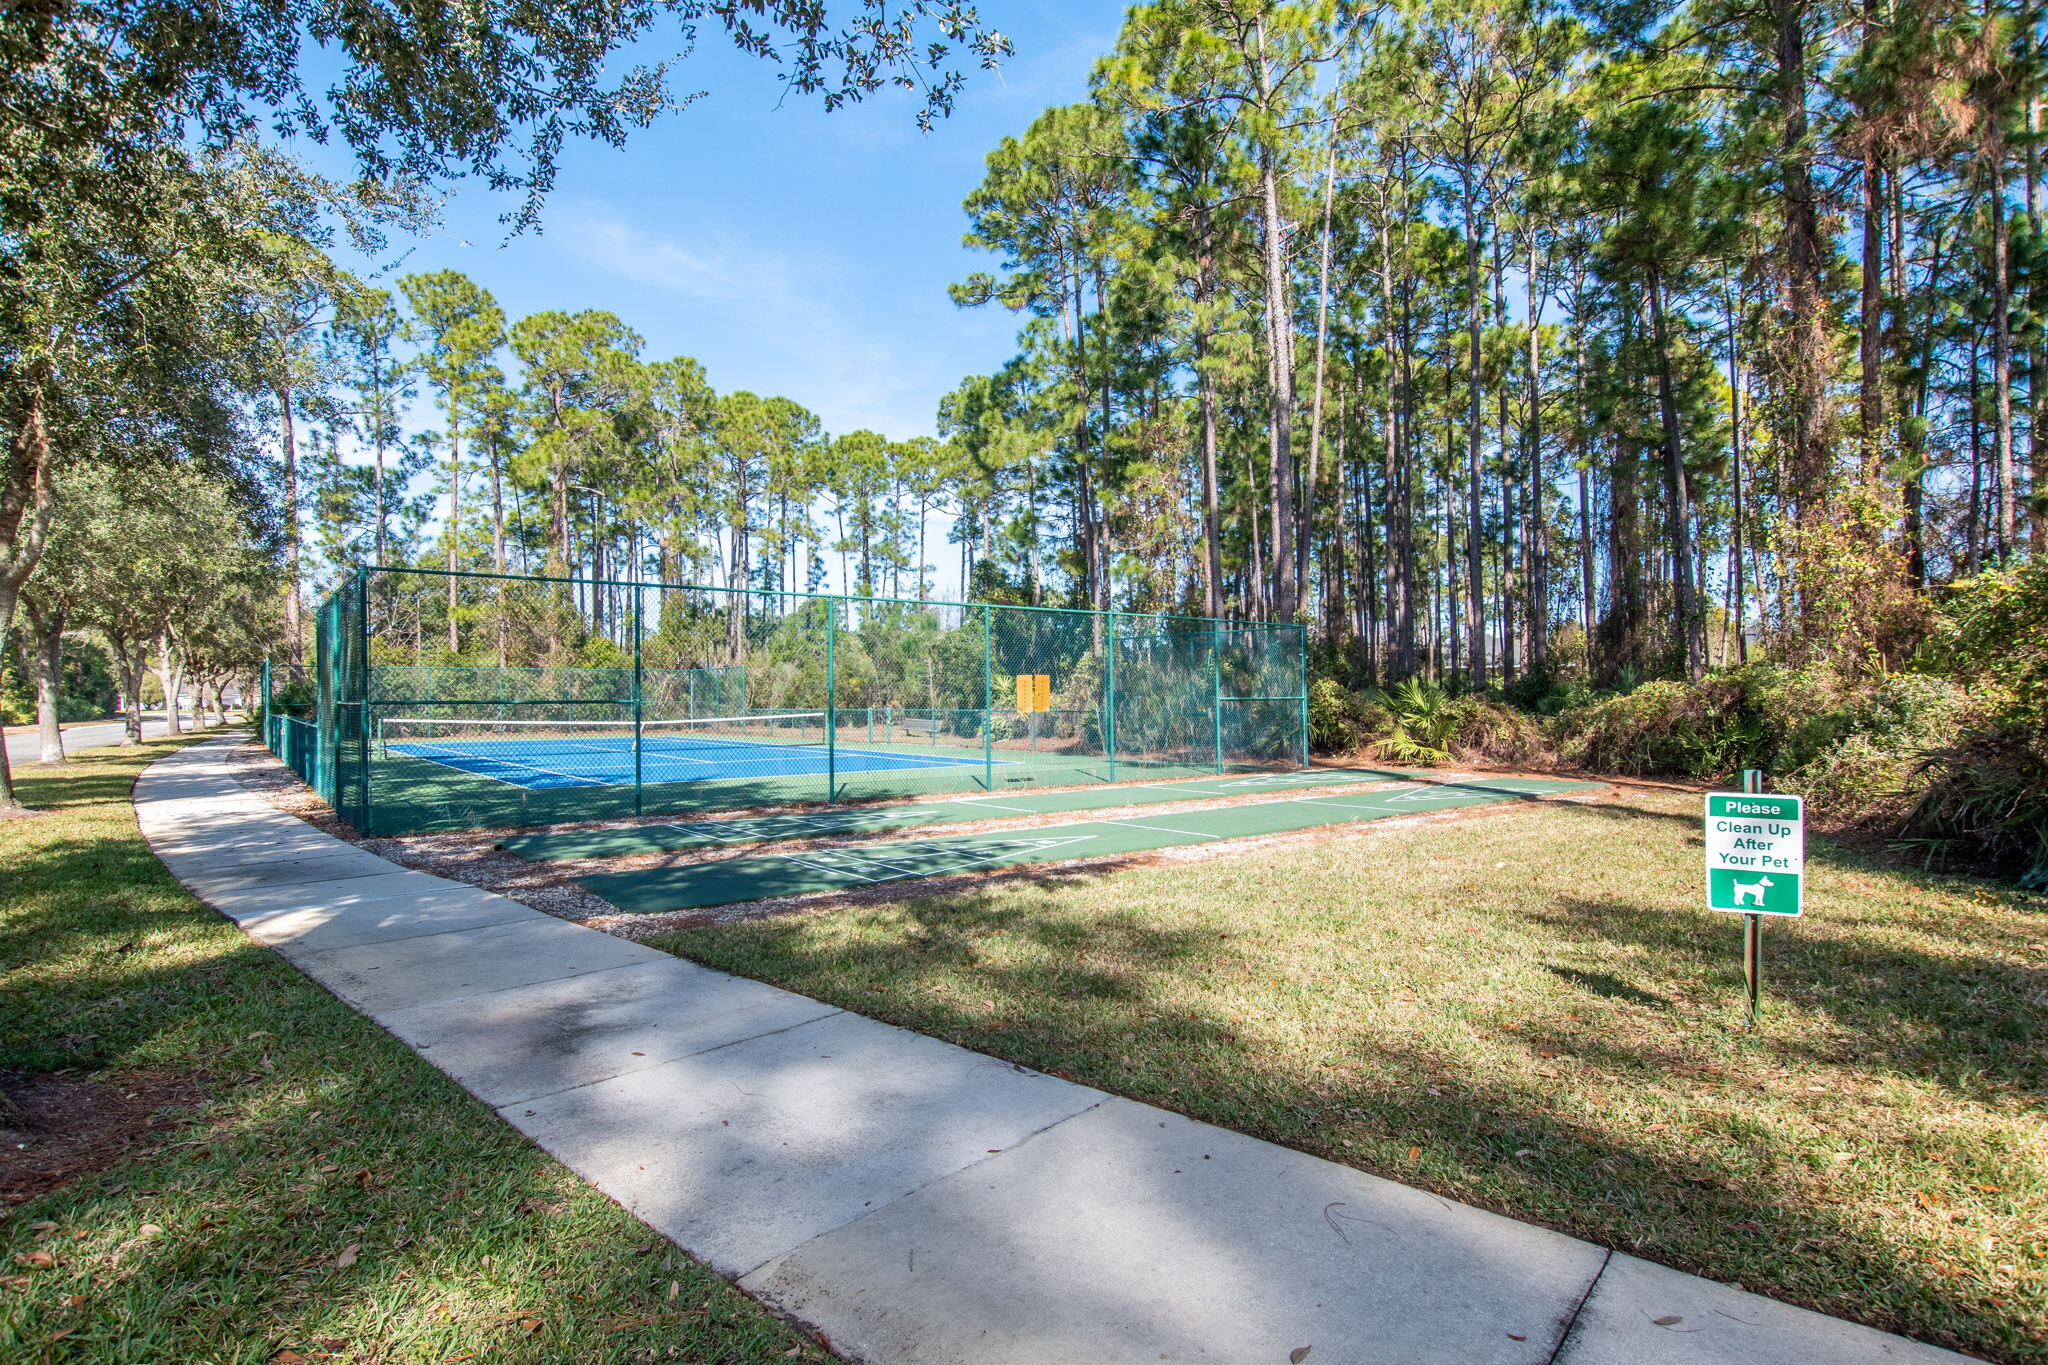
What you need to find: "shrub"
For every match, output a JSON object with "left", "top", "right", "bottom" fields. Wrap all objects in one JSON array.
[
  {"left": 1363, "top": 676, "right": 1461, "bottom": 764},
  {"left": 1919, "top": 559, "right": 2048, "bottom": 721},
  {"left": 1786, "top": 735, "right": 1922, "bottom": 828},
  {"left": 1446, "top": 696, "right": 1549, "bottom": 765},
  {"left": 1306, "top": 676, "right": 1364, "bottom": 754},
  {"left": 1546, "top": 663, "right": 1968, "bottom": 784},
  {"left": 1724, "top": 665, "right": 1851, "bottom": 773},
  {"left": 1551, "top": 679, "right": 1730, "bottom": 777},
  {"left": 1897, "top": 722, "right": 2048, "bottom": 889},
  {"left": 1837, "top": 672, "right": 1974, "bottom": 751},
  {"left": 270, "top": 676, "right": 317, "bottom": 719}
]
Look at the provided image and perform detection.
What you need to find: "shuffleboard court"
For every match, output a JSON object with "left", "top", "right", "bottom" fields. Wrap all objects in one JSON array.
[
  {"left": 501, "top": 765, "right": 1437, "bottom": 860},
  {"left": 573, "top": 775, "right": 1603, "bottom": 913}
]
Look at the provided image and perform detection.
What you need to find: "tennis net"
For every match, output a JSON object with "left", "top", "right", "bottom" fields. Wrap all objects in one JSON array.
[{"left": 377, "top": 712, "right": 830, "bottom": 757}]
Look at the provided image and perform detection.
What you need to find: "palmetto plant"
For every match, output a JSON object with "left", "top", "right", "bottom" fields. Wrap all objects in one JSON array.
[{"left": 1364, "top": 676, "right": 1460, "bottom": 764}]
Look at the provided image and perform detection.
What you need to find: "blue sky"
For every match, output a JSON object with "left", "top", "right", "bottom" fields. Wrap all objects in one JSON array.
[{"left": 335, "top": 2, "right": 1116, "bottom": 443}]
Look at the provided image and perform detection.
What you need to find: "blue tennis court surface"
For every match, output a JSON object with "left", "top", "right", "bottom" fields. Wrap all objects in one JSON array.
[{"left": 386, "top": 733, "right": 1003, "bottom": 790}]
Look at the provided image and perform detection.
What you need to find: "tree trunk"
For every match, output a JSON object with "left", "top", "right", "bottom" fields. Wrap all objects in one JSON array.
[
  {"left": 1525, "top": 233, "right": 1547, "bottom": 671},
  {"left": 1725, "top": 289, "right": 1751, "bottom": 661},
  {"left": 26, "top": 598, "right": 64, "bottom": 763},
  {"left": 1572, "top": 293, "right": 1597, "bottom": 666},
  {"left": 1578, "top": 462, "right": 1596, "bottom": 667},
  {"left": 727, "top": 498, "right": 750, "bottom": 662},
  {"left": 489, "top": 440, "right": 507, "bottom": 570},
  {"left": 447, "top": 413, "right": 463, "bottom": 652},
  {"left": 1968, "top": 334, "right": 1985, "bottom": 574},
  {"left": 157, "top": 642, "right": 184, "bottom": 736},
  {"left": 105, "top": 634, "right": 149, "bottom": 745},
  {"left": 1495, "top": 233, "right": 1517, "bottom": 681},
  {"left": 0, "top": 358, "right": 58, "bottom": 809},
  {"left": 1195, "top": 332, "right": 1225, "bottom": 620},
  {"left": 1901, "top": 211, "right": 1947, "bottom": 589},
  {"left": 1603, "top": 436, "right": 1645, "bottom": 681},
  {"left": 918, "top": 496, "right": 931, "bottom": 600},
  {"left": 1254, "top": 19, "right": 1297, "bottom": 621},
  {"left": 1648, "top": 273, "right": 1704, "bottom": 677},
  {"left": 1859, "top": 151, "right": 1885, "bottom": 478},
  {"left": 2028, "top": 8, "right": 2045, "bottom": 553},
  {"left": 1064, "top": 259, "right": 1102, "bottom": 616},
  {"left": 1246, "top": 450, "right": 1267, "bottom": 619},
  {"left": 279, "top": 383, "right": 304, "bottom": 669},
  {"left": 1773, "top": 0, "right": 1830, "bottom": 514},
  {"left": 1991, "top": 150, "right": 2017, "bottom": 558},
  {"left": 1301, "top": 121, "right": 1340, "bottom": 615},
  {"left": 373, "top": 430, "right": 388, "bottom": 567},
  {"left": 1460, "top": 164, "right": 1487, "bottom": 686},
  {"left": 1379, "top": 198, "right": 1413, "bottom": 676}
]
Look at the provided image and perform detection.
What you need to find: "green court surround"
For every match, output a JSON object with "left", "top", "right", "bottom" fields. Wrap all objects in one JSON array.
[
  {"left": 571, "top": 774, "right": 1603, "bottom": 913},
  {"left": 503, "top": 766, "right": 1437, "bottom": 861}
]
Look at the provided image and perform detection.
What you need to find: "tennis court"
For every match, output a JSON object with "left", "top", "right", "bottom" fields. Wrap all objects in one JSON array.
[
  {"left": 273, "top": 567, "right": 1311, "bottom": 836},
  {"left": 379, "top": 712, "right": 1002, "bottom": 791},
  {"left": 574, "top": 775, "right": 1604, "bottom": 913}
]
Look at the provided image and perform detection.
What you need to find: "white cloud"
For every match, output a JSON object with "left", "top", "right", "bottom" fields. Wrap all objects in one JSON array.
[{"left": 552, "top": 200, "right": 973, "bottom": 439}]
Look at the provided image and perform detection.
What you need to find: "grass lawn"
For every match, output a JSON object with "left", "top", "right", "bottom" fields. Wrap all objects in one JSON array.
[
  {"left": 652, "top": 784, "right": 2048, "bottom": 1363},
  {"left": 1, "top": 738, "right": 827, "bottom": 1365}
]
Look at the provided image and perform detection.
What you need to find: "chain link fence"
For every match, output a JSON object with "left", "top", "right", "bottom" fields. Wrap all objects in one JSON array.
[{"left": 287, "top": 567, "right": 1306, "bottom": 836}]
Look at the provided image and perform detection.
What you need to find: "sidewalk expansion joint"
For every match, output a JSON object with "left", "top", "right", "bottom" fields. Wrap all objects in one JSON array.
[{"left": 1546, "top": 1246, "right": 1613, "bottom": 1364}]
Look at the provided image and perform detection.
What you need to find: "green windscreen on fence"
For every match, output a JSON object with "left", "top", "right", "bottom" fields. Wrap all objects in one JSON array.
[{"left": 270, "top": 567, "right": 1308, "bottom": 837}]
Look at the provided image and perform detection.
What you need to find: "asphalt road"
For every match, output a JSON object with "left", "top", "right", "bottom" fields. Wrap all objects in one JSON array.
[{"left": 4, "top": 715, "right": 232, "bottom": 770}]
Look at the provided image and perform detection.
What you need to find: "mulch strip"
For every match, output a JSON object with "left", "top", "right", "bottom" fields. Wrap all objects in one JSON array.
[{"left": 0, "top": 1070, "right": 208, "bottom": 1209}]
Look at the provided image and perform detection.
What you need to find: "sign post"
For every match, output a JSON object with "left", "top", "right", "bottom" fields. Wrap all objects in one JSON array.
[{"left": 1704, "top": 769, "right": 1803, "bottom": 1028}]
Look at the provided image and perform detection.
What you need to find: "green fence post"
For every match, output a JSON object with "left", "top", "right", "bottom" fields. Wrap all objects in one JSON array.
[
  {"left": 1741, "top": 767, "right": 1764, "bottom": 1028},
  {"left": 825, "top": 599, "right": 838, "bottom": 804},
  {"left": 1212, "top": 627, "right": 1225, "bottom": 775},
  {"left": 982, "top": 605, "right": 993, "bottom": 792},
  {"left": 260, "top": 658, "right": 272, "bottom": 748},
  {"left": 1105, "top": 613, "right": 1118, "bottom": 783},
  {"left": 1297, "top": 626, "right": 1310, "bottom": 771},
  {"left": 632, "top": 583, "right": 644, "bottom": 816},
  {"left": 354, "top": 566, "right": 371, "bottom": 831}
]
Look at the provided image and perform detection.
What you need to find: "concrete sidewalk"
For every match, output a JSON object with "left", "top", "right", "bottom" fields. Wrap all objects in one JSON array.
[{"left": 137, "top": 737, "right": 1971, "bottom": 1365}]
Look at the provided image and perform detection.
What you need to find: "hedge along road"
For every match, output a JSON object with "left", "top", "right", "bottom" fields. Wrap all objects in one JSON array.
[
  {"left": 572, "top": 775, "right": 1604, "bottom": 914},
  {"left": 506, "top": 766, "right": 1504, "bottom": 862}
]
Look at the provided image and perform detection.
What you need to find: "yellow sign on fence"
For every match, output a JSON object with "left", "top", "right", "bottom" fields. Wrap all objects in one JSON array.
[{"left": 1014, "top": 673, "right": 1053, "bottom": 713}]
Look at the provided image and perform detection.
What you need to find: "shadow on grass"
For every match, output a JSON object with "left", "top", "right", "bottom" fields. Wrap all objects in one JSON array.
[
  {"left": 3, "top": 741, "right": 821, "bottom": 1365},
  {"left": 655, "top": 795, "right": 2045, "bottom": 1363},
  {"left": 1542, "top": 965, "right": 1670, "bottom": 1009},
  {"left": 1517, "top": 878, "right": 2041, "bottom": 1097},
  {"left": 4, "top": 747, "right": 296, "bottom": 1076}
]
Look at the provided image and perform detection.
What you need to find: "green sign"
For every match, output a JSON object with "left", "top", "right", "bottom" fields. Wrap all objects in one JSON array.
[{"left": 1704, "top": 792, "right": 1803, "bottom": 916}]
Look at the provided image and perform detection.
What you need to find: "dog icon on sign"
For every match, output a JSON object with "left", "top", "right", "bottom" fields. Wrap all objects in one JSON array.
[{"left": 1731, "top": 875, "right": 1775, "bottom": 908}]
